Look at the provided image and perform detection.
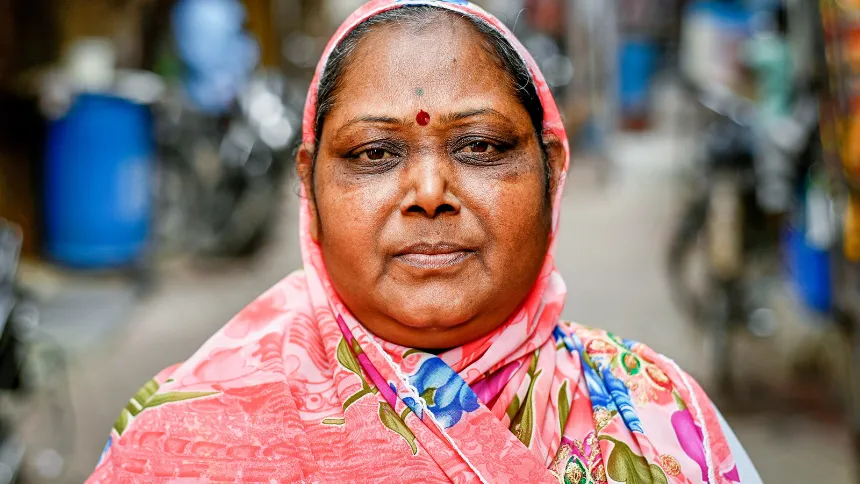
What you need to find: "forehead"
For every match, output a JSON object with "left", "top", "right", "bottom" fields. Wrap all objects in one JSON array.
[{"left": 327, "top": 14, "right": 524, "bottom": 122}]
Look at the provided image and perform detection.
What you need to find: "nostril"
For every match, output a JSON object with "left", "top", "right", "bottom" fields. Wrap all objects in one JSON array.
[
  {"left": 435, "top": 204, "right": 456, "bottom": 215},
  {"left": 405, "top": 203, "right": 456, "bottom": 217}
]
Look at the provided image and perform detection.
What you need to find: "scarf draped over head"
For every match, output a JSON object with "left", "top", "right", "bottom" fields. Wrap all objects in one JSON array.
[{"left": 88, "top": 1, "right": 739, "bottom": 482}]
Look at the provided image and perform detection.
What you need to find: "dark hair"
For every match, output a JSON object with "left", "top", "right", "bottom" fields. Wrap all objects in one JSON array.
[{"left": 313, "top": 5, "right": 546, "bottom": 152}]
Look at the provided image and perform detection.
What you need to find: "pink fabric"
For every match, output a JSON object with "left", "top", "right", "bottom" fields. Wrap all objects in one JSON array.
[{"left": 88, "top": 1, "right": 740, "bottom": 482}]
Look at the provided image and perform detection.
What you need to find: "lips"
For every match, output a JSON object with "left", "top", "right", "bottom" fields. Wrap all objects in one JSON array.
[{"left": 394, "top": 243, "right": 475, "bottom": 270}]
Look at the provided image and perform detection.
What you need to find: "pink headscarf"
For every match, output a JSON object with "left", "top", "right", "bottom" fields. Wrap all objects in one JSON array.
[{"left": 88, "top": 1, "right": 739, "bottom": 482}]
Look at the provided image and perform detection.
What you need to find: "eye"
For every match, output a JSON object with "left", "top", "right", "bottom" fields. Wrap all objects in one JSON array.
[
  {"left": 462, "top": 141, "right": 494, "bottom": 154},
  {"left": 359, "top": 148, "right": 393, "bottom": 161}
]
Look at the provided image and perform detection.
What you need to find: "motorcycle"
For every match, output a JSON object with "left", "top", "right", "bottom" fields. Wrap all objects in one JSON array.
[
  {"left": 0, "top": 222, "right": 25, "bottom": 484},
  {"left": 154, "top": 71, "right": 301, "bottom": 258},
  {"left": 0, "top": 220, "right": 81, "bottom": 482},
  {"left": 153, "top": 0, "right": 303, "bottom": 259},
  {"left": 666, "top": 84, "right": 820, "bottom": 395}
]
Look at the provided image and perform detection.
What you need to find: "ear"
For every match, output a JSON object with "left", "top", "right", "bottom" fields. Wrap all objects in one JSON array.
[
  {"left": 297, "top": 143, "right": 321, "bottom": 242},
  {"left": 542, "top": 132, "right": 566, "bottom": 201}
]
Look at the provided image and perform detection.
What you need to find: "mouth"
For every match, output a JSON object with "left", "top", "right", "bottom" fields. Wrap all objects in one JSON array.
[{"left": 393, "top": 243, "right": 476, "bottom": 270}]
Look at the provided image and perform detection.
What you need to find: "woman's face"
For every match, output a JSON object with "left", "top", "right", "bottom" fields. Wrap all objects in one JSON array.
[{"left": 299, "top": 17, "right": 563, "bottom": 349}]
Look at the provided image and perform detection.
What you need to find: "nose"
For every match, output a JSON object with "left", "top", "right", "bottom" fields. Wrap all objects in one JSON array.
[{"left": 400, "top": 156, "right": 461, "bottom": 218}]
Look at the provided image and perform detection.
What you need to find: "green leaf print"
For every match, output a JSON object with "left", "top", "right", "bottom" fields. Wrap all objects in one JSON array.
[
  {"left": 378, "top": 402, "right": 418, "bottom": 455},
  {"left": 420, "top": 387, "right": 436, "bottom": 407},
  {"left": 402, "top": 348, "right": 423, "bottom": 359},
  {"left": 511, "top": 369, "right": 541, "bottom": 447},
  {"left": 336, "top": 337, "right": 363, "bottom": 377},
  {"left": 113, "top": 380, "right": 217, "bottom": 436},
  {"left": 517, "top": 394, "right": 534, "bottom": 446},
  {"left": 581, "top": 349, "right": 597, "bottom": 372},
  {"left": 672, "top": 391, "right": 687, "bottom": 411},
  {"left": 620, "top": 352, "right": 642, "bottom": 376},
  {"left": 400, "top": 406, "right": 413, "bottom": 421},
  {"left": 558, "top": 380, "right": 570, "bottom": 437},
  {"left": 506, "top": 394, "right": 521, "bottom": 422},
  {"left": 599, "top": 436, "right": 668, "bottom": 484},
  {"left": 343, "top": 387, "right": 374, "bottom": 411},
  {"left": 528, "top": 350, "right": 540, "bottom": 374},
  {"left": 114, "top": 408, "right": 131, "bottom": 435},
  {"left": 136, "top": 379, "right": 159, "bottom": 404},
  {"left": 124, "top": 400, "right": 142, "bottom": 417},
  {"left": 322, "top": 417, "right": 345, "bottom": 426},
  {"left": 114, "top": 378, "right": 160, "bottom": 434},
  {"left": 350, "top": 338, "right": 364, "bottom": 357}
]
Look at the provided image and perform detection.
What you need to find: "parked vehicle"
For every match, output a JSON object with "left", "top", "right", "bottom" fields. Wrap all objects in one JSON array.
[
  {"left": 154, "top": 71, "right": 301, "bottom": 258},
  {"left": 666, "top": 84, "right": 820, "bottom": 395},
  {"left": 152, "top": 0, "right": 303, "bottom": 258},
  {"left": 0, "top": 221, "right": 25, "bottom": 484}
]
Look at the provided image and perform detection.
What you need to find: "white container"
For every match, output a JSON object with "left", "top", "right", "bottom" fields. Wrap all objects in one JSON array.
[{"left": 64, "top": 38, "right": 117, "bottom": 93}]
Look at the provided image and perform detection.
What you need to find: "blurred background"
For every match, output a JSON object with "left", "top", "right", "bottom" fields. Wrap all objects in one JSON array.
[{"left": 0, "top": 0, "right": 859, "bottom": 481}]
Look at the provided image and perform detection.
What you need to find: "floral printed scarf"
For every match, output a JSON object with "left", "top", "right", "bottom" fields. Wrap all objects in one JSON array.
[{"left": 88, "top": 1, "right": 740, "bottom": 482}]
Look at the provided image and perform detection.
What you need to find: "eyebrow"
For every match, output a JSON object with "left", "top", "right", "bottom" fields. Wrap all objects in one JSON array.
[
  {"left": 341, "top": 108, "right": 509, "bottom": 128},
  {"left": 439, "top": 108, "right": 507, "bottom": 123},
  {"left": 344, "top": 115, "right": 404, "bottom": 126}
]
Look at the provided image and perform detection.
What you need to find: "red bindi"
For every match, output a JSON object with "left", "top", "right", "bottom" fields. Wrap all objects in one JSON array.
[{"left": 416, "top": 110, "right": 430, "bottom": 126}]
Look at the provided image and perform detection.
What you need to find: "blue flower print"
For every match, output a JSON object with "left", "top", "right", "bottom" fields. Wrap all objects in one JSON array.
[
  {"left": 98, "top": 436, "right": 112, "bottom": 465},
  {"left": 553, "top": 326, "right": 575, "bottom": 353},
  {"left": 601, "top": 367, "right": 644, "bottom": 433},
  {"left": 403, "top": 395, "right": 424, "bottom": 420},
  {"left": 390, "top": 382, "right": 425, "bottom": 420},
  {"left": 574, "top": 335, "right": 645, "bottom": 434},
  {"left": 581, "top": 361, "right": 645, "bottom": 433},
  {"left": 408, "top": 357, "right": 479, "bottom": 428}
]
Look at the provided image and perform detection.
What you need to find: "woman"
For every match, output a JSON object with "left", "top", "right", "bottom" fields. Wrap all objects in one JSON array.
[{"left": 88, "top": 1, "right": 758, "bottom": 482}]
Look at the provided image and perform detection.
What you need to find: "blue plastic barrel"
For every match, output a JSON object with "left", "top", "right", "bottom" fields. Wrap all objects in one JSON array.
[
  {"left": 619, "top": 38, "right": 658, "bottom": 115},
  {"left": 783, "top": 226, "right": 832, "bottom": 313},
  {"left": 44, "top": 94, "right": 153, "bottom": 268}
]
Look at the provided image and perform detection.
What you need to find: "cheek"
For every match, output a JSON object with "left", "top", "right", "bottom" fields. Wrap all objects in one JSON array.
[
  {"left": 464, "top": 164, "right": 549, "bottom": 241},
  {"left": 313, "top": 168, "right": 401, "bottom": 271},
  {"left": 459, "top": 165, "right": 551, "bottom": 278}
]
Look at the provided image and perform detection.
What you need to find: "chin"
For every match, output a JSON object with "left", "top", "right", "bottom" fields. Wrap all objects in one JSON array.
[
  {"left": 390, "top": 304, "right": 474, "bottom": 331},
  {"left": 389, "top": 300, "right": 506, "bottom": 345}
]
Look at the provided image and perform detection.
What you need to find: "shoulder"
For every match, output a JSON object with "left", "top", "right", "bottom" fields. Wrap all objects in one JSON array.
[
  {"left": 562, "top": 322, "right": 706, "bottom": 409},
  {"left": 89, "top": 271, "right": 317, "bottom": 481},
  {"left": 561, "top": 322, "right": 688, "bottom": 376},
  {"left": 112, "top": 269, "right": 313, "bottom": 429},
  {"left": 148, "top": 270, "right": 314, "bottom": 392},
  {"left": 556, "top": 322, "right": 658, "bottom": 373},
  {"left": 563, "top": 322, "right": 756, "bottom": 482}
]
